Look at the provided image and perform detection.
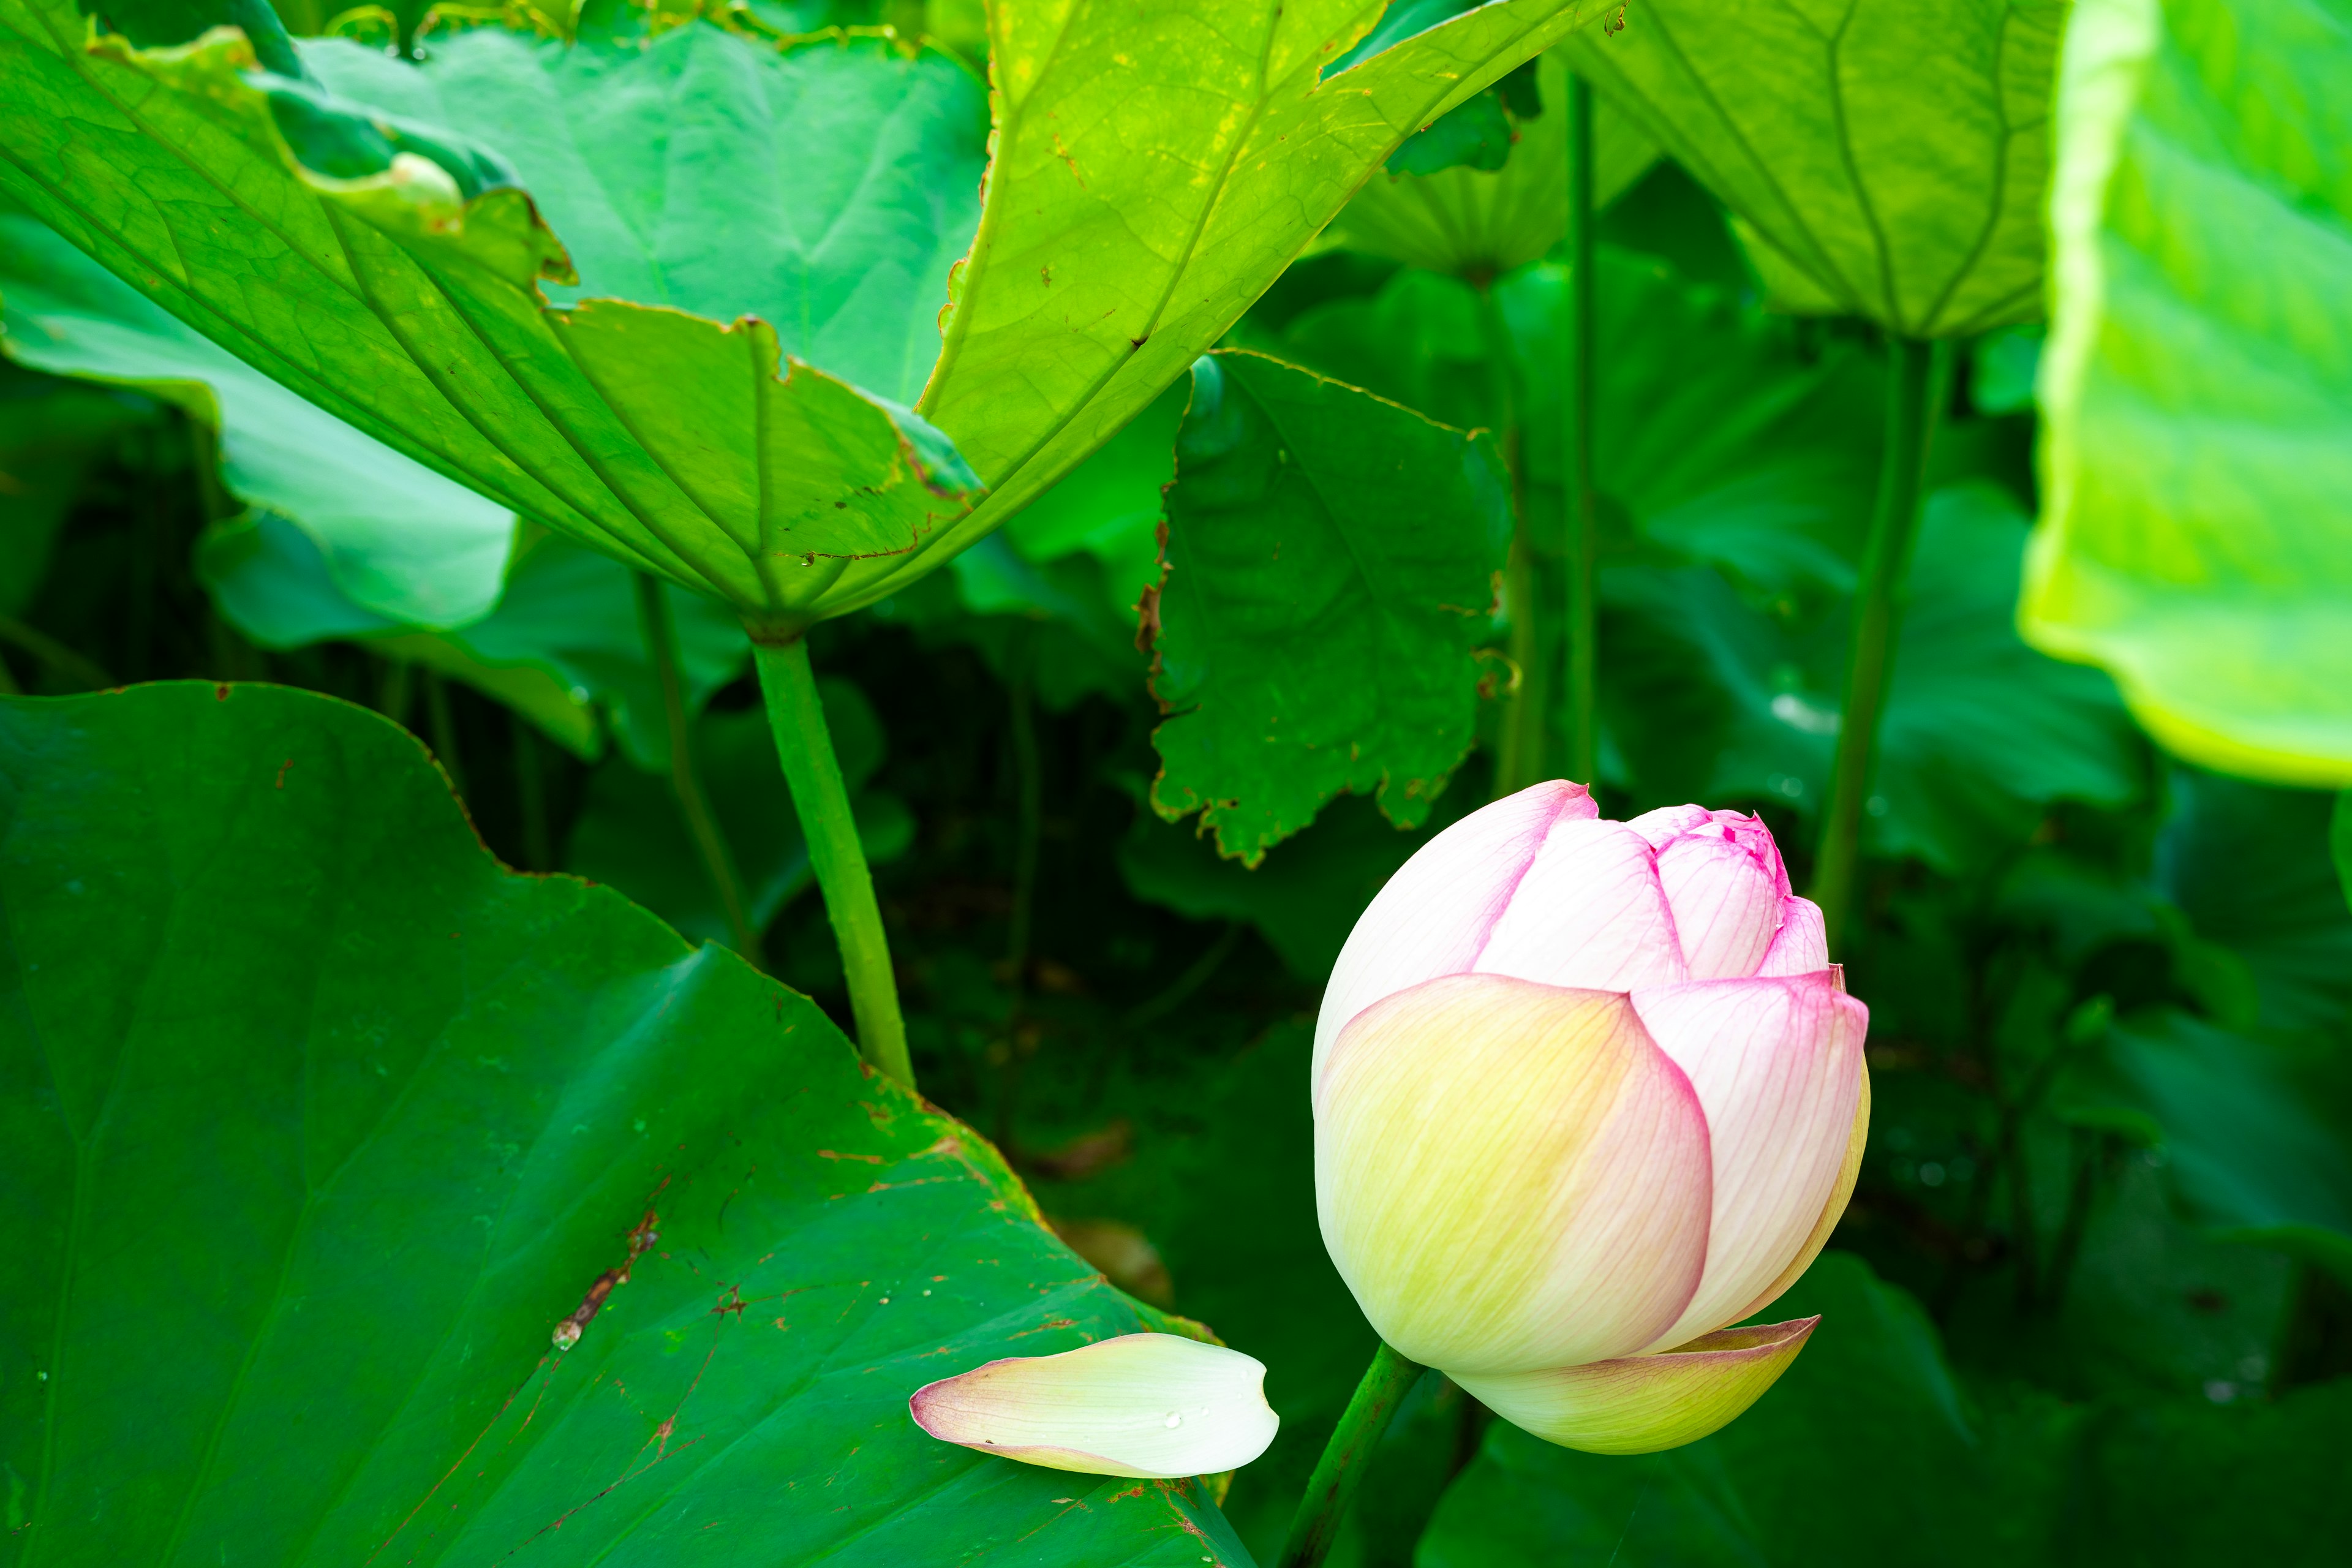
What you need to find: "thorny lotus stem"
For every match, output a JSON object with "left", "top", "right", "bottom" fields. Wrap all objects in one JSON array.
[
  {"left": 1560, "top": 71, "right": 1600, "bottom": 790},
  {"left": 753, "top": 636, "right": 914, "bottom": 1090},
  {"left": 635, "top": 572, "right": 756, "bottom": 958},
  {"left": 1809, "top": 335, "right": 1950, "bottom": 956},
  {"left": 1276, "top": 1340, "right": 1425, "bottom": 1568}
]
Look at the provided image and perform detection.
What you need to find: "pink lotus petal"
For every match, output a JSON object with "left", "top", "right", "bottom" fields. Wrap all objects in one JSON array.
[
  {"left": 1630, "top": 973, "right": 1867, "bottom": 1348},
  {"left": 1473, "top": 820, "right": 1689, "bottom": 992},
  {"left": 1654, "top": 835, "right": 1786, "bottom": 980},
  {"left": 1455, "top": 1316, "right": 1817, "bottom": 1454},
  {"left": 1313, "top": 781, "right": 1596, "bottom": 1096},
  {"left": 1626, "top": 804, "right": 1714, "bottom": 848},
  {"left": 1317, "top": 974, "right": 1712, "bottom": 1374},
  {"left": 1730, "top": 1058, "right": 1871, "bottom": 1325},
  {"left": 1756, "top": 897, "right": 1830, "bottom": 976}
]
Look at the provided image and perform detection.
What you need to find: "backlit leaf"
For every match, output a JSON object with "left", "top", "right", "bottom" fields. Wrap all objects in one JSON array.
[
  {"left": 1561, "top": 0, "right": 2066, "bottom": 335},
  {"left": 2022, "top": 0, "right": 2352, "bottom": 786}
]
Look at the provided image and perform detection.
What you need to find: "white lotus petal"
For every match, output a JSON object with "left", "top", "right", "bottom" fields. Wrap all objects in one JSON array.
[
  {"left": 1632, "top": 973, "right": 1867, "bottom": 1347},
  {"left": 1317, "top": 974, "right": 1712, "bottom": 1374},
  {"left": 1474, "top": 820, "right": 1689, "bottom": 991},
  {"left": 1313, "top": 780, "right": 1596, "bottom": 1096},
  {"left": 909, "top": 1333, "right": 1278, "bottom": 1479}
]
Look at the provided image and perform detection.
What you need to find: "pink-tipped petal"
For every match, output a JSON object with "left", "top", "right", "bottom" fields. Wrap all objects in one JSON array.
[
  {"left": 1454, "top": 1317, "right": 1817, "bottom": 1455},
  {"left": 1473, "top": 820, "right": 1689, "bottom": 992},
  {"left": 1730, "top": 1057, "right": 1871, "bottom": 1325},
  {"left": 1313, "top": 780, "right": 1596, "bottom": 1095},
  {"left": 1317, "top": 974, "right": 1712, "bottom": 1375},
  {"left": 1626, "top": 804, "right": 1714, "bottom": 847},
  {"left": 908, "top": 1333, "right": 1278, "bottom": 1479},
  {"left": 1632, "top": 974, "right": 1868, "bottom": 1348},
  {"left": 1756, "top": 896, "right": 1829, "bottom": 976},
  {"left": 1654, "top": 835, "right": 1787, "bottom": 981}
]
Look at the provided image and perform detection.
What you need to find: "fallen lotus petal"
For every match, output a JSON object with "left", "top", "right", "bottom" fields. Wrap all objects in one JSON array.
[
  {"left": 1453, "top": 1317, "right": 1819, "bottom": 1455},
  {"left": 909, "top": 1332, "right": 1278, "bottom": 1478}
]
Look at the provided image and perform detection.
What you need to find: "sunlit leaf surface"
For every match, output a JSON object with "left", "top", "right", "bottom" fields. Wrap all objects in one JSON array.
[
  {"left": 1561, "top": 0, "right": 2065, "bottom": 335},
  {"left": 2023, "top": 0, "right": 2352, "bottom": 786}
]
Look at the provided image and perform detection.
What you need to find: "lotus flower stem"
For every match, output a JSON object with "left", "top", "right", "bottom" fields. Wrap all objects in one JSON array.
[
  {"left": 635, "top": 573, "right": 755, "bottom": 959},
  {"left": 1809, "top": 334, "right": 1951, "bottom": 954},
  {"left": 753, "top": 636, "right": 914, "bottom": 1089},
  {"left": 1561, "top": 70, "right": 1600, "bottom": 790},
  {"left": 1275, "top": 1340, "right": 1424, "bottom": 1568}
]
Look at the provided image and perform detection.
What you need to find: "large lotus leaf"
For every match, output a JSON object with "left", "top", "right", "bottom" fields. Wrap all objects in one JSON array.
[
  {"left": 2021, "top": 0, "right": 2352, "bottom": 787},
  {"left": 296, "top": 21, "right": 984, "bottom": 409},
  {"left": 1560, "top": 0, "right": 2066, "bottom": 336},
  {"left": 0, "top": 207, "right": 515, "bottom": 630},
  {"left": 837, "top": 0, "right": 1619, "bottom": 613},
  {"left": 0, "top": 4, "right": 986, "bottom": 636},
  {"left": 1319, "top": 49, "right": 1662, "bottom": 281},
  {"left": 2, "top": 0, "right": 1610, "bottom": 634},
  {"left": 0, "top": 680, "right": 1253, "bottom": 1564},
  {"left": 1146, "top": 350, "right": 1511, "bottom": 864}
]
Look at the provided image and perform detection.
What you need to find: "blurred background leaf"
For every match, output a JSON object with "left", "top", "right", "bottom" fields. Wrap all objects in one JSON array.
[{"left": 2024, "top": 0, "right": 2352, "bottom": 787}]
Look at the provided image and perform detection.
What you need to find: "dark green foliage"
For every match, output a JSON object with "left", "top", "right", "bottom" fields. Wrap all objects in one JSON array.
[{"left": 1147, "top": 352, "right": 1511, "bottom": 864}]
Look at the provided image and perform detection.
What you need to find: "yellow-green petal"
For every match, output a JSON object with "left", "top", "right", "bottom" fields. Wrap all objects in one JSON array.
[
  {"left": 1455, "top": 1316, "right": 1819, "bottom": 1455},
  {"left": 1317, "top": 973, "right": 1712, "bottom": 1375}
]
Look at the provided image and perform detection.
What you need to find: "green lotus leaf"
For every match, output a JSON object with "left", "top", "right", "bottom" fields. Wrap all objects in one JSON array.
[
  {"left": 2021, "top": 0, "right": 2352, "bottom": 786},
  {"left": 1, "top": 0, "right": 1612, "bottom": 637},
  {"left": 1560, "top": 0, "right": 2066, "bottom": 336},
  {"left": 0, "top": 680, "right": 1250, "bottom": 1562},
  {"left": 1146, "top": 350, "right": 1512, "bottom": 865},
  {"left": 0, "top": 3, "right": 989, "bottom": 638},
  {"left": 833, "top": 0, "right": 1619, "bottom": 612}
]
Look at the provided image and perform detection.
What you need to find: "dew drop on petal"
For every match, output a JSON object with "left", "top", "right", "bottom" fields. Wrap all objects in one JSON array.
[{"left": 1163, "top": 1412, "right": 1183, "bottom": 1428}]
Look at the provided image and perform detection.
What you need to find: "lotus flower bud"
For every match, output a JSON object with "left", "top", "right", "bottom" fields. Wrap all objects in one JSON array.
[
  {"left": 1314, "top": 782, "right": 1869, "bottom": 1453},
  {"left": 909, "top": 1332, "right": 1278, "bottom": 1478}
]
